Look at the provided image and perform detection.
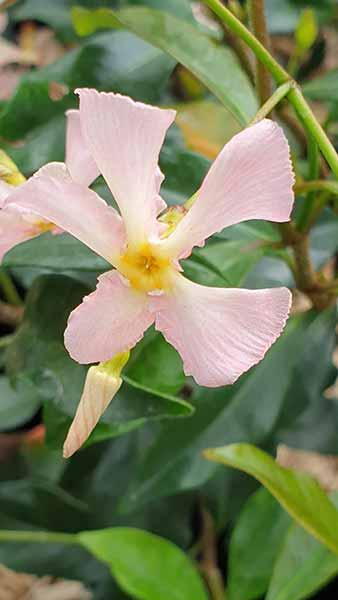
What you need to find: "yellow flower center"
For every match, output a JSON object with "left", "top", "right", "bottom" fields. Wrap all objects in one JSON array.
[
  {"left": 118, "top": 242, "right": 173, "bottom": 293},
  {"left": 35, "top": 221, "right": 55, "bottom": 234}
]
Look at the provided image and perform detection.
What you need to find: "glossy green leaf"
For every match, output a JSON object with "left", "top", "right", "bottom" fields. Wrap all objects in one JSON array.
[
  {"left": 228, "top": 488, "right": 290, "bottom": 600},
  {"left": 267, "top": 498, "right": 338, "bottom": 600},
  {"left": 4, "top": 234, "right": 109, "bottom": 274},
  {"left": 204, "top": 444, "right": 338, "bottom": 555},
  {"left": 0, "top": 30, "right": 174, "bottom": 141},
  {"left": 120, "top": 309, "right": 337, "bottom": 510},
  {"left": 72, "top": 6, "right": 258, "bottom": 125},
  {"left": 0, "top": 531, "right": 121, "bottom": 600},
  {"left": 185, "top": 239, "right": 265, "bottom": 288},
  {"left": 303, "top": 69, "right": 338, "bottom": 104},
  {"left": 79, "top": 527, "right": 208, "bottom": 600},
  {"left": 0, "top": 375, "right": 40, "bottom": 431}
]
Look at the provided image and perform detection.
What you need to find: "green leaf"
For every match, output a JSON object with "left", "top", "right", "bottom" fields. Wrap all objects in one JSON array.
[
  {"left": 0, "top": 375, "right": 40, "bottom": 431},
  {"left": 0, "top": 532, "right": 121, "bottom": 600},
  {"left": 71, "top": 6, "right": 258, "bottom": 125},
  {"left": 228, "top": 488, "right": 290, "bottom": 600},
  {"left": 0, "top": 479, "right": 89, "bottom": 531},
  {"left": 267, "top": 501, "right": 338, "bottom": 600},
  {"left": 303, "top": 69, "right": 338, "bottom": 104},
  {"left": 4, "top": 233, "right": 109, "bottom": 274},
  {"left": 185, "top": 239, "right": 265, "bottom": 287},
  {"left": 0, "top": 30, "right": 174, "bottom": 141},
  {"left": 79, "top": 527, "right": 208, "bottom": 600},
  {"left": 120, "top": 309, "right": 337, "bottom": 510},
  {"left": 126, "top": 327, "right": 185, "bottom": 396},
  {"left": 204, "top": 443, "right": 338, "bottom": 555}
]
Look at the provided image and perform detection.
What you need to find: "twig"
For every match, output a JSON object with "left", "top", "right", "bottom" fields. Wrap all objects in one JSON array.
[
  {"left": 0, "top": 300, "right": 24, "bottom": 327},
  {"left": 202, "top": 0, "right": 338, "bottom": 176},
  {"left": 248, "top": 0, "right": 272, "bottom": 103},
  {"left": 0, "top": 269, "right": 22, "bottom": 306},
  {"left": 250, "top": 81, "right": 294, "bottom": 123},
  {"left": 199, "top": 506, "right": 226, "bottom": 600}
]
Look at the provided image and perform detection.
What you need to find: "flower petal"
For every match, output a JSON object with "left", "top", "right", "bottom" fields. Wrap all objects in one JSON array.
[
  {"left": 150, "top": 275, "right": 291, "bottom": 386},
  {"left": 0, "top": 208, "right": 37, "bottom": 260},
  {"left": 163, "top": 120, "right": 294, "bottom": 259},
  {"left": 76, "top": 88, "right": 175, "bottom": 244},
  {"left": 5, "top": 162, "right": 125, "bottom": 264},
  {"left": 0, "top": 180, "right": 12, "bottom": 207},
  {"left": 64, "top": 270, "right": 154, "bottom": 364},
  {"left": 65, "top": 109, "right": 100, "bottom": 186}
]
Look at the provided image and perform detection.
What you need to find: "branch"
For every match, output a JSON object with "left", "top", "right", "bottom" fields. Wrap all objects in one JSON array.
[
  {"left": 0, "top": 301, "right": 23, "bottom": 327},
  {"left": 202, "top": 0, "right": 338, "bottom": 176},
  {"left": 248, "top": 0, "right": 272, "bottom": 103}
]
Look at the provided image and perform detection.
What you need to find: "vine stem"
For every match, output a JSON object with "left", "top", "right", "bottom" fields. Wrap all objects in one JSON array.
[
  {"left": 295, "top": 180, "right": 338, "bottom": 195},
  {"left": 250, "top": 81, "right": 293, "bottom": 123},
  {"left": 0, "top": 530, "right": 78, "bottom": 545},
  {"left": 203, "top": 0, "right": 338, "bottom": 177}
]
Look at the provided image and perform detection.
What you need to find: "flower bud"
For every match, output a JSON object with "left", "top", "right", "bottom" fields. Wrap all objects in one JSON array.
[{"left": 63, "top": 351, "right": 129, "bottom": 458}]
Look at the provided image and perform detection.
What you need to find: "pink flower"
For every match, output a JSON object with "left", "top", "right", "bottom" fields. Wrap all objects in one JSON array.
[
  {"left": 5, "top": 89, "right": 294, "bottom": 387},
  {"left": 0, "top": 109, "right": 99, "bottom": 261}
]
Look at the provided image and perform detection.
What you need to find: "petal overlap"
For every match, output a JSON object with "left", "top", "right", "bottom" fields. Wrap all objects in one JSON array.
[
  {"left": 5, "top": 162, "right": 125, "bottom": 264},
  {"left": 76, "top": 88, "right": 175, "bottom": 244},
  {"left": 65, "top": 109, "right": 100, "bottom": 187}
]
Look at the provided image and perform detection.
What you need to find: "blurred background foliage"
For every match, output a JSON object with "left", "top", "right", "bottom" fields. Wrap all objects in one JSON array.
[{"left": 0, "top": 0, "right": 338, "bottom": 598}]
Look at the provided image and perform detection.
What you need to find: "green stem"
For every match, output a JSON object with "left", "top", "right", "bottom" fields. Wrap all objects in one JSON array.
[
  {"left": 204, "top": 0, "right": 289, "bottom": 84},
  {"left": 0, "top": 333, "right": 15, "bottom": 348},
  {"left": 203, "top": 0, "right": 338, "bottom": 177},
  {"left": 251, "top": 82, "right": 294, "bottom": 123},
  {"left": 295, "top": 180, "right": 338, "bottom": 195},
  {"left": 297, "top": 135, "right": 320, "bottom": 231},
  {"left": 0, "top": 269, "right": 22, "bottom": 306},
  {"left": 288, "top": 87, "right": 338, "bottom": 177},
  {"left": 0, "top": 529, "right": 78, "bottom": 545},
  {"left": 308, "top": 135, "right": 320, "bottom": 181}
]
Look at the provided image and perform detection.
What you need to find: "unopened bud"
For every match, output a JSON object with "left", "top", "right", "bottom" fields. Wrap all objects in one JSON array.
[{"left": 63, "top": 351, "right": 129, "bottom": 458}]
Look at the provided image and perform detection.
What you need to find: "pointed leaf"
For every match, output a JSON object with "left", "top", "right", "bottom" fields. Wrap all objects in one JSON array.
[
  {"left": 204, "top": 443, "right": 338, "bottom": 555},
  {"left": 71, "top": 6, "right": 258, "bottom": 125},
  {"left": 79, "top": 527, "right": 208, "bottom": 600},
  {"left": 267, "top": 497, "right": 338, "bottom": 600}
]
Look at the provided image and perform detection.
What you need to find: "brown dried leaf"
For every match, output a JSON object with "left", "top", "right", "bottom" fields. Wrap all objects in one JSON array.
[
  {"left": 48, "top": 81, "right": 69, "bottom": 102},
  {"left": 277, "top": 444, "right": 338, "bottom": 492},
  {"left": 0, "top": 565, "right": 92, "bottom": 600}
]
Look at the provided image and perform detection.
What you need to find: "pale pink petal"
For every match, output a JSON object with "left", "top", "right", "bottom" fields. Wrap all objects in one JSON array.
[
  {"left": 64, "top": 270, "right": 154, "bottom": 364},
  {"left": 5, "top": 162, "right": 125, "bottom": 265},
  {"left": 63, "top": 365, "right": 122, "bottom": 458},
  {"left": 150, "top": 275, "right": 291, "bottom": 386},
  {"left": 0, "top": 208, "right": 38, "bottom": 260},
  {"left": 0, "top": 180, "right": 12, "bottom": 207},
  {"left": 76, "top": 88, "right": 175, "bottom": 243},
  {"left": 65, "top": 109, "right": 100, "bottom": 187},
  {"left": 155, "top": 166, "right": 166, "bottom": 215},
  {"left": 162, "top": 120, "right": 294, "bottom": 259}
]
